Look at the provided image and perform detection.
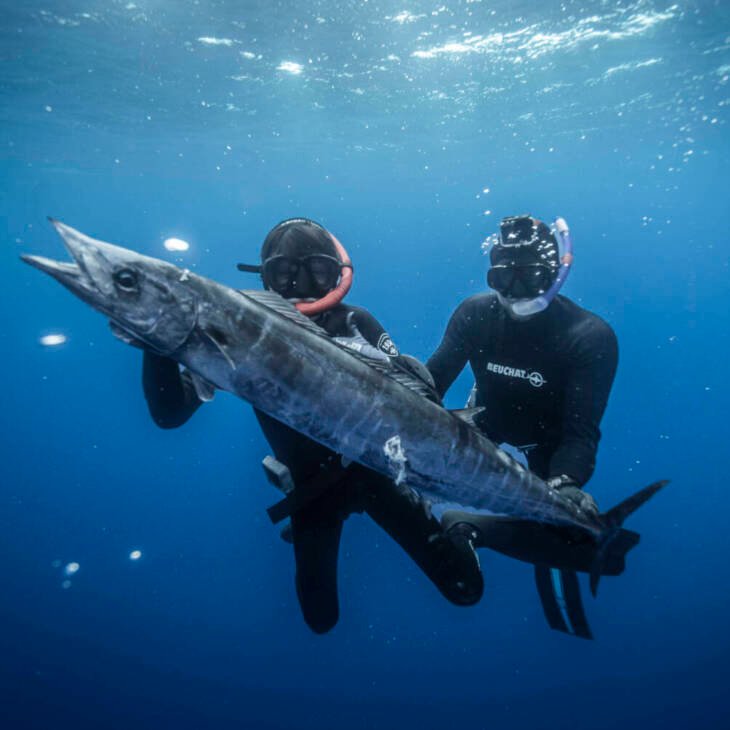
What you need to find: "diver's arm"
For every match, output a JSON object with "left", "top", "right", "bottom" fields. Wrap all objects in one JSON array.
[
  {"left": 142, "top": 351, "right": 203, "bottom": 429},
  {"left": 549, "top": 321, "right": 619, "bottom": 486},
  {"left": 348, "top": 306, "right": 400, "bottom": 355},
  {"left": 347, "top": 307, "right": 441, "bottom": 401},
  {"left": 426, "top": 301, "right": 472, "bottom": 398}
]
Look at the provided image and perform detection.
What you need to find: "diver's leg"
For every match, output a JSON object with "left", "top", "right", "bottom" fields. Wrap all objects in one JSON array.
[
  {"left": 359, "top": 472, "right": 483, "bottom": 606},
  {"left": 290, "top": 493, "right": 345, "bottom": 634}
]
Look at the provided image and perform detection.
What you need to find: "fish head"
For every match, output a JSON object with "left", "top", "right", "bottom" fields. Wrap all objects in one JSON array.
[{"left": 22, "top": 219, "right": 197, "bottom": 355}]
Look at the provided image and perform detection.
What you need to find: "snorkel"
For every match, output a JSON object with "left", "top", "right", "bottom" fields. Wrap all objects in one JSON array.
[
  {"left": 294, "top": 233, "right": 353, "bottom": 316},
  {"left": 238, "top": 220, "right": 353, "bottom": 316},
  {"left": 499, "top": 216, "right": 574, "bottom": 318}
]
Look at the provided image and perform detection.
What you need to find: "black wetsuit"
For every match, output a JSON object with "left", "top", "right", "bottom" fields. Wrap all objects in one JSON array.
[
  {"left": 143, "top": 302, "right": 482, "bottom": 634},
  {"left": 427, "top": 293, "right": 618, "bottom": 485}
]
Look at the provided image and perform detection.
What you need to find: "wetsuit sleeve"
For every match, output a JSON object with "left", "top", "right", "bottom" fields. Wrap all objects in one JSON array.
[
  {"left": 142, "top": 352, "right": 203, "bottom": 429},
  {"left": 426, "top": 300, "right": 473, "bottom": 398},
  {"left": 549, "top": 322, "right": 618, "bottom": 486},
  {"left": 348, "top": 306, "right": 400, "bottom": 355}
]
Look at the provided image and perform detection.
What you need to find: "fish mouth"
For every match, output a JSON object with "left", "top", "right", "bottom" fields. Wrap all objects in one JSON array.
[
  {"left": 21, "top": 218, "right": 113, "bottom": 305},
  {"left": 20, "top": 253, "right": 83, "bottom": 283},
  {"left": 22, "top": 219, "right": 200, "bottom": 355}
]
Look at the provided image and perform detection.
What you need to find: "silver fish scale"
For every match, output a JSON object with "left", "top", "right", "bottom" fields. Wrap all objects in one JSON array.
[{"left": 197, "top": 286, "right": 599, "bottom": 535}]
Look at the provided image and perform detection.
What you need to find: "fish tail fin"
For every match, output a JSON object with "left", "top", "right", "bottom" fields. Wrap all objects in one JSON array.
[{"left": 589, "top": 479, "right": 669, "bottom": 597}]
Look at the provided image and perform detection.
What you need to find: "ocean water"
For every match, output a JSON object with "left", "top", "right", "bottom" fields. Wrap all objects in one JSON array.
[{"left": 1, "top": 1, "right": 729, "bottom": 728}]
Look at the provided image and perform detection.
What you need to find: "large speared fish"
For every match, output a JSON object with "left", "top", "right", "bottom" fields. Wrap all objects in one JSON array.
[{"left": 22, "top": 220, "right": 667, "bottom": 609}]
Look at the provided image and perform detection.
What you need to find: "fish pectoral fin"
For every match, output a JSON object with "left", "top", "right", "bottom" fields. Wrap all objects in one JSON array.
[
  {"left": 201, "top": 326, "right": 236, "bottom": 369},
  {"left": 449, "top": 407, "right": 485, "bottom": 428},
  {"left": 187, "top": 370, "right": 216, "bottom": 402}
]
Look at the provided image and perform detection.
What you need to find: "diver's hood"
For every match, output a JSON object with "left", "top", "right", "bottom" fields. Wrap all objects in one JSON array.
[{"left": 495, "top": 216, "right": 574, "bottom": 318}]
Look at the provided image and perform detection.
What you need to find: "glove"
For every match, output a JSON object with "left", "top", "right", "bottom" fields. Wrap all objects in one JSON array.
[{"left": 547, "top": 474, "right": 599, "bottom": 517}]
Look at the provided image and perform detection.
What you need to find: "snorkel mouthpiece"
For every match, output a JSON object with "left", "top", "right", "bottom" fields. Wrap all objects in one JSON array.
[{"left": 502, "top": 216, "right": 574, "bottom": 318}]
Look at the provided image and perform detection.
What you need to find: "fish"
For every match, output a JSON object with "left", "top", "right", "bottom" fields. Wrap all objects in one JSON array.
[{"left": 22, "top": 219, "right": 667, "bottom": 596}]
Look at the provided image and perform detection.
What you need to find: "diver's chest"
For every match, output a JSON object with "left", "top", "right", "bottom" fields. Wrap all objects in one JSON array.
[{"left": 472, "top": 337, "right": 566, "bottom": 396}]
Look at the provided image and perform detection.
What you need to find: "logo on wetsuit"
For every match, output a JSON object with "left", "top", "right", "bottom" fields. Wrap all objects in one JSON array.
[
  {"left": 487, "top": 361, "right": 546, "bottom": 388},
  {"left": 377, "top": 333, "right": 400, "bottom": 357}
]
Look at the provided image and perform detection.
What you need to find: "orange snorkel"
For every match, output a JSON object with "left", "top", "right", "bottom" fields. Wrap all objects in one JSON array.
[
  {"left": 294, "top": 232, "right": 353, "bottom": 316},
  {"left": 238, "top": 220, "right": 354, "bottom": 316}
]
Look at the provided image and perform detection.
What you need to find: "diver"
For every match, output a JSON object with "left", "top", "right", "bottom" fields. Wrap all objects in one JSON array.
[
  {"left": 425, "top": 214, "right": 619, "bottom": 639},
  {"left": 142, "top": 218, "right": 483, "bottom": 634},
  {"left": 427, "top": 214, "right": 618, "bottom": 516}
]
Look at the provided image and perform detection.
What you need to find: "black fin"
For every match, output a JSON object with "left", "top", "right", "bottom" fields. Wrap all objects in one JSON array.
[
  {"left": 559, "top": 569, "right": 593, "bottom": 639},
  {"left": 239, "top": 289, "right": 329, "bottom": 336},
  {"left": 535, "top": 566, "right": 593, "bottom": 640},
  {"left": 535, "top": 565, "right": 568, "bottom": 634},
  {"left": 604, "top": 479, "right": 669, "bottom": 528},
  {"left": 590, "top": 479, "right": 669, "bottom": 596},
  {"left": 241, "top": 289, "right": 436, "bottom": 400}
]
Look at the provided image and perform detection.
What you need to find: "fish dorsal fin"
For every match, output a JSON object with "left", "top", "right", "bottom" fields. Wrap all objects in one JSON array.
[
  {"left": 187, "top": 370, "right": 216, "bottom": 402},
  {"left": 239, "top": 289, "right": 434, "bottom": 400},
  {"left": 362, "top": 357, "right": 437, "bottom": 400},
  {"left": 239, "top": 290, "right": 328, "bottom": 336},
  {"left": 449, "top": 407, "right": 485, "bottom": 428}
]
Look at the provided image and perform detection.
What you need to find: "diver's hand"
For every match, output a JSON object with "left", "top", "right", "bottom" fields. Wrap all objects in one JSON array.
[{"left": 548, "top": 475, "right": 599, "bottom": 517}]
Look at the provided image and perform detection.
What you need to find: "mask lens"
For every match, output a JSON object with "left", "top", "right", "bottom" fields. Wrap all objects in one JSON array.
[
  {"left": 264, "top": 256, "right": 299, "bottom": 291},
  {"left": 305, "top": 255, "right": 340, "bottom": 290},
  {"left": 487, "top": 266, "right": 515, "bottom": 293},
  {"left": 488, "top": 264, "right": 553, "bottom": 297},
  {"left": 522, "top": 265, "right": 553, "bottom": 295}
]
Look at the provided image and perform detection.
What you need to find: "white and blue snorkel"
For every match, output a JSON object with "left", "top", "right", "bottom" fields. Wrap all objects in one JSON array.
[{"left": 500, "top": 216, "right": 574, "bottom": 318}]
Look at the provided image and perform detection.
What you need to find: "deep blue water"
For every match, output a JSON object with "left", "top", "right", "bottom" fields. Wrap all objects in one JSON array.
[{"left": 1, "top": 1, "right": 729, "bottom": 728}]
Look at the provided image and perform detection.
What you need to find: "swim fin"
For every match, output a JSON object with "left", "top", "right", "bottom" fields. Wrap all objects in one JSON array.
[{"left": 534, "top": 566, "right": 593, "bottom": 640}]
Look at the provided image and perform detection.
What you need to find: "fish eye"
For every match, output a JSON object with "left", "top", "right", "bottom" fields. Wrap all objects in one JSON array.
[{"left": 114, "top": 268, "right": 138, "bottom": 290}]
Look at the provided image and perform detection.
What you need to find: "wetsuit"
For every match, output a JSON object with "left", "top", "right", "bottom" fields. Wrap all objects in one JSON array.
[
  {"left": 427, "top": 293, "right": 618, "bottom": 485},
  {"left": 143, "top": 302, "right": 483, "bottom": 634}
]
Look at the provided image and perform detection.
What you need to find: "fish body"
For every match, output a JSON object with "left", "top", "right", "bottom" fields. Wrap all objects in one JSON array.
[{"left": 23, "top": 220, "right": 664, "bottom": 546}]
